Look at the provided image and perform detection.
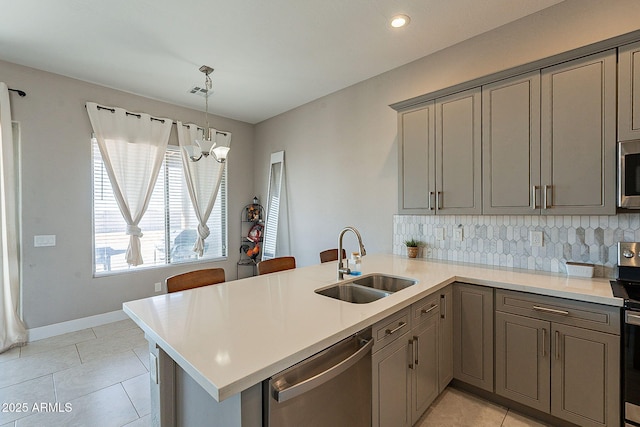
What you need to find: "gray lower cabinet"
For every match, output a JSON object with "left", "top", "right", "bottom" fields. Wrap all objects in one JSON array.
[
  {"left": 619, "top": 40, "right": 640, "bottom": 141},
  {"left": 372, "top": 329, "right": 412, "bottom": 427},
  {"left": 453, "top": 282, "right": 494, "bottom": 392},
  {"left": 410, "top": 312, "right": 439, "bottom": 424},
  {"left": 495, "top": 289, "right": 620, "bottom": 427},
  {"left": 495, "top": 311, "right": 551, "bottom": 412},
  {"left": 551, "top": 323, "right": 620, "bottom": 427},
  {"left": 438, "top": 286, "right": 453, "bottom": 393},
  {"left": 373, "top": 291, "right": 449, "bottom": 427}
]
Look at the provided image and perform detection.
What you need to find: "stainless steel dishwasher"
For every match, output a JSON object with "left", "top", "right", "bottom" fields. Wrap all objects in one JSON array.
[{"left": 264, "top": 328, "right": 373, "bottom": 427}]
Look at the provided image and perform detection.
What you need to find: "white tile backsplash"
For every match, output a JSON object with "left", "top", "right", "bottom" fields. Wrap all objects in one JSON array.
[{"left": 393, "top": 213, "right": 640, "bottom": 277}]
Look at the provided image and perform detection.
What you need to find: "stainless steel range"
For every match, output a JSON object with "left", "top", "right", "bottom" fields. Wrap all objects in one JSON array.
[{"left": 611, "top": 242, "right": 640, "bottom": 426}]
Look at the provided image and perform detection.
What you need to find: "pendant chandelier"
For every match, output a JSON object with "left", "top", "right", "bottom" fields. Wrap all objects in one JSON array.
[{"left": 184, "top": 65, "right": 230, "bottom": 163}]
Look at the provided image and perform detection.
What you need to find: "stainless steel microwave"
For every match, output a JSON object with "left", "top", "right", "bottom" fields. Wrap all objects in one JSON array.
[{"left": 619, "top": 140, "right": 640, "bottom": 208}]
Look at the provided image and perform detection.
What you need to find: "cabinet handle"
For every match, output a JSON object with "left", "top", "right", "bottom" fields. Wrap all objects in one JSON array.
[
  {"left": 413, "top": 336, "right": 419, "bottom": 366},
  {"left": 542, "top": 328, "right": 547, "bottom": 357},
  {"left": 408, "top": 338, "right": 414, "bottom": 369},
  {"left": 531, "top": 186, "right": 539, "bottom": 210},
  {"left": 533, "top": 306, "right": 569, "bottom": 316},
  {"left": 543, "top": 185, "right": 552, "bottom": 209},
  {"left": 385, "top": 321, "right": 407, "bottom": 336},
  {"left": 428, "top": 192, "right": 435, "bottom": 211},
  {"left": 436, "top": 191, "right": 442, "bottom": 210},
  {"left": 555, "top": 330, "right": 560, "bottom": 360},
  {"left": 440, "top": 294, "right": 446, "bottom": 319},
  {"left": 421, "top": 304, "right": 438, "bottom": 315}
]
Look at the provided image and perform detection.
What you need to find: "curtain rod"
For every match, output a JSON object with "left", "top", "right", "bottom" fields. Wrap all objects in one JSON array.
[
  {"left": 8, "top": 88, "right": 26, "bottom": 97},
  {"left": 88, "top": 103, "right": 203, "bottom": 130}
]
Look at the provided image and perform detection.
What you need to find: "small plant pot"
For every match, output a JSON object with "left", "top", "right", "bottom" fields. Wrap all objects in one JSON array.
[{"left": 407, "top": 246, "right": 418, "bottom": 258}]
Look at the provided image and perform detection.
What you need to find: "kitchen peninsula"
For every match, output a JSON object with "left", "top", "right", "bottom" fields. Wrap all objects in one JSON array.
[{"left": 123, "top": 254, "right": 622, "bottom": 427}]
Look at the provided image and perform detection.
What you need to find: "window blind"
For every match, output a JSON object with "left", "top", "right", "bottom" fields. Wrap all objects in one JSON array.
[{"left": 93, "top": 141, "right": 227, "bottom": 274}]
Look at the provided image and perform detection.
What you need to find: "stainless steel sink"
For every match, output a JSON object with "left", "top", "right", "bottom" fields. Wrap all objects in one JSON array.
[
  {"left": 315, "top": 274, "right": 417, "bottom": 304},
  {"left": 315, "top": 283, "right": 391, "bottom": 304},
  {"left": 351, "top": 274, "right": 417, "bottom": 292}
]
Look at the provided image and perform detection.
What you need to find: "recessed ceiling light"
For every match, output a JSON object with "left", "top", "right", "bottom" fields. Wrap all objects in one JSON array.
[{"left": 390, "top": 14, "right": 411, "bottom": 28}]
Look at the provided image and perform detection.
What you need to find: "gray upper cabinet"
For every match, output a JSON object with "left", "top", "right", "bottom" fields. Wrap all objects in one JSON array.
[
  {"left": 540, "top": 49, "right": 617, "bottom": 215},
  {"left": 482, "top": 72, "right": 541, "bottom": 214},
  {"left": 398, "top": 88, "right": 481, "bottom": 215},
  {"left": 397, "top": 48, "right": 618, "bottom": 216},
  {"left": 436, "top": 88, "right": 482, "bottom": 214},
  {"left": 619, "top": 40, "right": 640, "bottom": 141},
  {"left": 398, "top": 102, "right": 436, "bottom": 214}
]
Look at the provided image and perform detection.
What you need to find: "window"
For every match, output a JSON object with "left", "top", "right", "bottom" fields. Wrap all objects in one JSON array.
[{"left": 92, "top": 141, "right": 227, "bottom": 274}]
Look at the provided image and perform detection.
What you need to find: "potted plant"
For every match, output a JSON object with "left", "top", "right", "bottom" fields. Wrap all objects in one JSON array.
[{"left": 404, "top": 239, "right": 421, "bottom": 258}]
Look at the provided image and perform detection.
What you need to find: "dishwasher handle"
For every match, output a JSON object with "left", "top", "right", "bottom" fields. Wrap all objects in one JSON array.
[{"left": 273, "top": 337, "right": 373, "bottom": 403}]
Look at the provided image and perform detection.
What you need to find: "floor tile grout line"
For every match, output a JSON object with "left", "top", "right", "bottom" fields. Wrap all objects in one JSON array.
[
  {"left": 501, "top": 408, "right": 509, "bottom": 426},
  {"left": 120, "top": 380, "right": 143, "bottom": 419},
  {"left": 0, "top": 373, "right": 56, "bottom": 392}
]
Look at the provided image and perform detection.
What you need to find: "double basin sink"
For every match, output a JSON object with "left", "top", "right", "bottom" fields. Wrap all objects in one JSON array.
[{"left": 315, "top": 274, "right": 417, "bottom": 304}]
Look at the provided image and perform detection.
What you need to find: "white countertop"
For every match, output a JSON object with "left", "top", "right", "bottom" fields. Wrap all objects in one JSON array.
[{"left": 122, "top": 254, "right": 621, "bottom": 403}]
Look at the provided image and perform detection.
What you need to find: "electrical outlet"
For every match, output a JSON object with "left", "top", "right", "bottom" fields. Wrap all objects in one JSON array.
[
  {"left": 436, "top": 227, "right": 445, "bottom": 241},
  {"left": 530, "top": 231, "right": 543, "bottom": 247},
  {"left": 454, "top": 228, "right": 463, "bottom": 242},
  {"left": 154, "top": 282, "right": 162, "bottom": 292}
]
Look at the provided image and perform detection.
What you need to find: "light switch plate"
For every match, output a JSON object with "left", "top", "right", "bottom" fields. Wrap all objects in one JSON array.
[
  {"left": 454, "top": 228, "right": 463, "bottom": 242},
  {"left": 154, "top": 282, "right": 162, "bottom": 292},
  {"left": 436, "top": 227, "right": 445, "bottom": 241},
  {"left": 34, "top": 235, "right": 56, "bottom": 247}
]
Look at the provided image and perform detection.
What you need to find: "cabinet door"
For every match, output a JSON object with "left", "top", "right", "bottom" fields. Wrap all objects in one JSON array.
[
  {"left": 551, "top": 323, "right": 620, "bottom": 427},
  {"left": 619, "top": 41, "right": 640, "bottom": 141},
  {"left": 438, "top": 286, "right": 453, "bottom": 393},
  {"left": 398, "top": 102, "right": 436, "bottom": 214},
  {"left": 482, "top": 72, "right": 541, "bottom": 214},
  {"left": 435, "top": 88, "right": 482, "bottom": 214},
  {"left": 495, "top": 312, "right": 550, "bottom": 413},
  {"left": 540, "top": 50, "right": 616, "bottom": 215},
  {"left": 372, "top": 332, "right": 412, "bottom": 427},
  {"left": 411, "top": 315, "right": 439, "bottom": 424},
  {"left": 453, "top": 283, "right": 494, "bottom": 392}
]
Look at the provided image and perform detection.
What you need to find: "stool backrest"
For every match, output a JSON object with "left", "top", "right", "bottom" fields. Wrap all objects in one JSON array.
[
  {"left": 257, "top": 256, "right": 296, "bottom": 275},
  {"left": 166, "top": 268, "right": 226, "bottom": 293}
]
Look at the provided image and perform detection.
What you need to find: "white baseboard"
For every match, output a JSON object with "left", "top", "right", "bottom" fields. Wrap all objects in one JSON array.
[{"left": 27, "top": 310, "right": 129, "bottom": 342}]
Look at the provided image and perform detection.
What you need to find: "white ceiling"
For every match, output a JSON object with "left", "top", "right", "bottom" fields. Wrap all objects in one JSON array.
[{"left": 0, "top": 0, "right": 563, "bottom": 124}]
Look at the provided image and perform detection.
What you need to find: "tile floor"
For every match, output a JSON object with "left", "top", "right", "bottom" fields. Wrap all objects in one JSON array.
[
  {"left": 0, "top": 319, "right": 149, "bottom": 427},
  {"left": 416, "top": 387, "right": 550, "bottom": 427},
  {"left": 0, "top": 319, "right": 549, "bottom": 427}
]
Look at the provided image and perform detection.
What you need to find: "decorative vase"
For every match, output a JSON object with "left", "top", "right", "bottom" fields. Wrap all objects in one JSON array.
[{"left": 407, "top": 246, "right": 418, "bottom": 258}]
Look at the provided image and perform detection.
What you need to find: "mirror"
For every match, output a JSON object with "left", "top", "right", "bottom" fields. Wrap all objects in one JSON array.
[{"left": 262, "top": 151, "right": 285, "bottom": 261}]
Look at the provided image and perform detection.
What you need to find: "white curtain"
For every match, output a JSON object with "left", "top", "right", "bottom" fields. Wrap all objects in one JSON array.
[
  {"left": 176, "top": 123, "right": 229, "bottom": 256},
  {"left": 86, "top": 102, "right": 171, "bottom": 266},
  {"left": 0, "top": 82, "right": 27, "bottom": 353}
]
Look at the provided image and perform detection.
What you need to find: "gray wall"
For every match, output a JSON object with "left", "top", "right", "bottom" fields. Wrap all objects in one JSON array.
[
  {"left": 253, "top": 0, "right": 640, "bottom": 268},
  {"left": 1, "top": 60, "right": 255, "bottom": 328}
]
